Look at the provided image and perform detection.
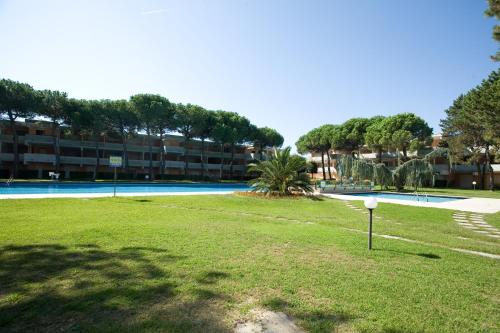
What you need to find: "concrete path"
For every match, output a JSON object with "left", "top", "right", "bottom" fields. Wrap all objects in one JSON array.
[
  {"left": 453, "top": 212, "right": 500, "bottom": 239},
  {"left": 323, "top": 193, "right": 500, "bottom": 214}
]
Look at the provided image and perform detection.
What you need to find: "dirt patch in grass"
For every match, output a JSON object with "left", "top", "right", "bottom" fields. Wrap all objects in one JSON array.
[{"left": 235, "top": 308, "right": 306, "bottom": 333}]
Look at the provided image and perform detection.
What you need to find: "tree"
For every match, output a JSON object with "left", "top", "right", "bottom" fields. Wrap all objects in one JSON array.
[
  {"left": 305, "top": 160, "right": 318, "bottom": 178},
  {"left": 318, "top": 124, "right": 337, "bottom": 180},
  {"left": 381, "top": 113, "right": 432, "bottom": 160},
  {"left": 38, "top": 90, "right": 69, "bottom": 175},
  {"left": 364, "top": 116, "right": 387, "bottom": 163},
  {"left": 252, "top": 126, "right": 284, "bottom": 160},
  {"left": 211, "top": 111, "right": 234, "bottom": 180},
  {"left": 151, "top": 99, "right": 175, "bottom": 178},
  {"left": 228, "top": 114, "right": 252, "bottom": 178},
  {"left": 192, "top": 108, "right": 216, "bottom": 179},
  {"left": 337, "top": 118, "right": 372, "bottom": 156},
  {"left": 336, "top": 154, "right": 355, "bottom": 182},
  {"left": 0, "top": 79, "right": 38, "bottom": 177},
  {"left": 425, "top": 147, "right": 456, "bottom": 187},
  {"left": 131, "top": 94, "right": 170, "bottom": 180},
  {"left": 248, "top": 147, "right": 312, "bottom": 196},
  {"left": 485, "top": 0, "right": 500, "bottom": 61},
  {"left": 175, "top": 103, "right": 204, "bottom": 177},
  {"left": 373, "top": 163, "right": 392, "bottom": 189},
  {"left": 104, "top": 99, "right": 138, "bottom": 170},
  {"left": 391, "top": 129, "right": 413, "bottom": 165},
  {"left": 440, "top": 69, "right": 500, "bottom": 190},
  {"left": 352, "top": 159, "right": 374, "bottom": 182},
  {"left": 393, "top": 158, "right": 433, "bottom": 192},
  {"left": 296, "top": 128, "right": 327, "bottom": 180}
]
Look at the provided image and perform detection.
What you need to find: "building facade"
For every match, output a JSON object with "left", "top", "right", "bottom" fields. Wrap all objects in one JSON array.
[
  {"left": 0, "top": 120, "right": 253, "bottom": 180},
  {"left": 308, "top": 135, "right": 500, "bottom": 189}
]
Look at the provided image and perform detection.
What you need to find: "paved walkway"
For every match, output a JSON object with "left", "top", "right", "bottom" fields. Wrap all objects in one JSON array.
[
  {"left": 322, "top": 193, "right": 500, "bottom": 214},
  {"left": 453, "top": 211, "right": 500, "bottom": 239}
]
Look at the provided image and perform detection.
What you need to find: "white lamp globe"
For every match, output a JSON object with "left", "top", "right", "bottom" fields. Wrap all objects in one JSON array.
[
  {"left": 364, "top": 197, "right": 378, "bottom": 210},
  {"left": 472, "top": 181, "right": 477, "bottom": 185}
]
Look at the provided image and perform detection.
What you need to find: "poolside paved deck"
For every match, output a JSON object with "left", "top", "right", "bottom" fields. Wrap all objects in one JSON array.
[{"left": 321, "top": 193, "right": 500, "bottom": 214}]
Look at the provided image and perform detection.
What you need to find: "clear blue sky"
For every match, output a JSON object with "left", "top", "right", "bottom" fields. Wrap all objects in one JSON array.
[{"left": 1, "top": 0, "right": 498, "bottom": 149}]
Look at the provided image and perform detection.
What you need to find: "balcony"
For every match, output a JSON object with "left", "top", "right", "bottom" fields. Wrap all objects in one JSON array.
[
  {"left": 20, "top": 135, "right": 252, "bottom": 159},
  {"left": 0, "top": 153, "right": 15, "bottom": 162}
]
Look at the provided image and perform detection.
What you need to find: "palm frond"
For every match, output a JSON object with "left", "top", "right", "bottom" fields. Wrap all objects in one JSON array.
[{"left": 248, "top": 147, "right": 312, "bottom": 195}]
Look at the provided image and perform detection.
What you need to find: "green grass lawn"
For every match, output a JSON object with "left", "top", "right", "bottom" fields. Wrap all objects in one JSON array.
[
  {"left": 376, "top": 186, "right": 500, "bottom": 199},
  {"left": 0, "top": 195, "right": 499, "bottom": 332}
]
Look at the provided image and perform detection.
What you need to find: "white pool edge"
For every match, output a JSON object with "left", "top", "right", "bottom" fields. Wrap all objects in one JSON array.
[
  {"left": 0, "top": 191, "right": 237, "bottom": 200},
  {"left": 321, "top": 193, "right": 500, "bottom": 214}
]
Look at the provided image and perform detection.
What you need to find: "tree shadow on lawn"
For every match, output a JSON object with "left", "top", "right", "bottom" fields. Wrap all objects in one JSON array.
[
  {"left": 262, "top": 297, "right": 354, "bottom": 333},
  {"left": 0, "top": 244, "right": 232, "bottom": 333}
]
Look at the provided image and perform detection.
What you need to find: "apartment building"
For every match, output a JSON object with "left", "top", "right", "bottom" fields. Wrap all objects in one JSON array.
[
  {"left": 0, "top": 120, "right": 252, "bottom": 180},
  {"left": 308, "top": 135, "right": 500, "bottom": 189}
]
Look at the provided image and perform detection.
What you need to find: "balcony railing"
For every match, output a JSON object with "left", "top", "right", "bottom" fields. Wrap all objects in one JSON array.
[
  {"left": 18, "top": 135, "right": 252, "bottom": 159},
  {"left": 14, "top": 153, "right": 247, "bottom": 171}
]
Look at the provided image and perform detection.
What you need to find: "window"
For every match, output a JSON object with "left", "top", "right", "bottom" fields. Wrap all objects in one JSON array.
[{"left": 36, "top": 130, "right": 44, "bottom": 135}]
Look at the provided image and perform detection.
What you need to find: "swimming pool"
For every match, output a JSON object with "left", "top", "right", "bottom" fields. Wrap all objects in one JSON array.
[
  {"left": 0, "top": 182, "right": 251, "bottom": 195},
  {"left": 345, "top": 192, "right": 465, "bottom": 203}
]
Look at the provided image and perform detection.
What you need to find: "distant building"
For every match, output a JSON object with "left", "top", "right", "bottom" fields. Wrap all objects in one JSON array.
[
  {"left": 0, "top": 120, "right": 253, "bottom": 180},
  {"left": 307, "top": 134, "right": 500, "bottom": 189}
]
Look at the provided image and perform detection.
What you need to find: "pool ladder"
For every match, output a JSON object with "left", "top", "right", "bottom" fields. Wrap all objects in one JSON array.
[
  {"left": 414, "top": 191, "right": 429, "bottom": 202},
  {"left": 6, "top": 176, "right": 14, "bottom": 186}
]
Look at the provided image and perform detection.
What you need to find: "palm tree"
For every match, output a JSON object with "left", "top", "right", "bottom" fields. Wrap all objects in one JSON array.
[{"left": 248, "top": 147, "right": 313, "bottom": 196}]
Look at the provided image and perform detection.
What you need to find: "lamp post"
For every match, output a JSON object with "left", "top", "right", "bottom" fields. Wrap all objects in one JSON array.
[
  {"left": 472, "top": 181, "right": 476, "bottom": 190},
  {"left": 364, "top": 197, "right": 378, "bottom": 250}
]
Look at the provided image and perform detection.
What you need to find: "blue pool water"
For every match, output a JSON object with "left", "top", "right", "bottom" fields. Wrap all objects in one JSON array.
[
  {"left": 0, "top": 182, "right": 251, "bottom": 195},
  {"left": 346, "top": 192, "right": 465, "bottom": 203}
]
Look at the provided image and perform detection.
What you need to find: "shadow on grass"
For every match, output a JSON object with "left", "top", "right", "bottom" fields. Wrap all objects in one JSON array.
[
  {"left": 262, "top": 297, "right": 353, "bottom": 333},
  {"left": 196, "top": 271, "right": 230, "bottom": 284},
  {"left": 416, "top": 253, "right": 441, "bottom": 259},
  {"left": 133, "top": 199, "right": 152, "bottom": 203},
  {"left": 374, "top": 248, "right": 441, "bottom": 260},
  {"left": 0, "top": 244, "right": 231, "bottom": 332}
]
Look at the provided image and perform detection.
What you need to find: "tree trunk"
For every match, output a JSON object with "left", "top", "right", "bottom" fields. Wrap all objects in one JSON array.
[
  {"left": 159, "top": 132, "right": 164, "bottom": 179},
  {"left": 200, "top": 138, "right": 205, "bottom": 179},
  {"left": 184, "top": 137, "right": 189, "bottom": 177},
  {"left": 326, "top": 151, "right": 332, "bottom": 180},
  {"left": 122, "top": 135, "right": 128, "bottom": 169},
  {"left": 259, "top": 144, "right": 263, "bottom": 161},
  {"left": 93, "top": 139, "right": 100, "bottom": 181},
  {"left": 476, "top": 162, "right": 483, "bottom": 189},
  {"left": 485, "top": 144, "right": 494, "bottom": 191},
  {"left": 321, "top": 151, "right": 326, "bottom": 180},
  {"left": 230, "top": 143, "right": 235, "bottom": 179},
  {"left": 219, "top": 143, "right": 224, "bottom": 180},
  {"left": 8, "top": 116, "right": 19, "bottom": 178},
  {"left": 147, "top": 128, "right": 153, "bottom": 181},
  {"left": 402, "top": 146, "right": 407, "bottom": 159},
  {"left": 378, "top": 146, "right": 383, "bottom": 164},
  {"left": 53, "top": 122, "right": 61, "bottom": 174}
]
